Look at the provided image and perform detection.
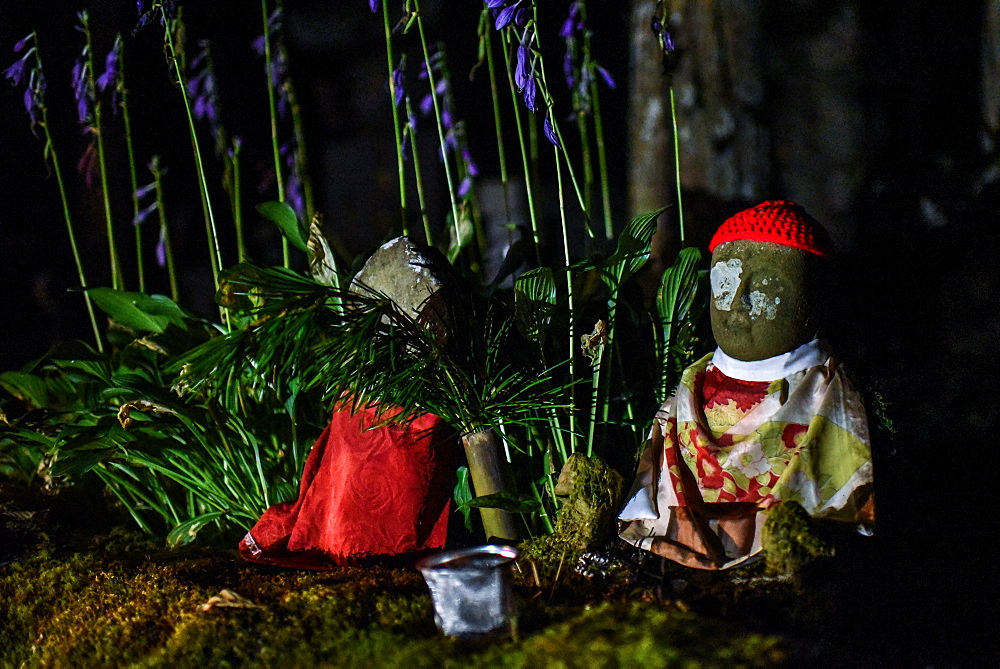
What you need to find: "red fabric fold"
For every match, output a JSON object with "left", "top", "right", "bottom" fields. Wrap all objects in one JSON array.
[{"left": 239, "top": 403, "right": 456, "bottom": 569}]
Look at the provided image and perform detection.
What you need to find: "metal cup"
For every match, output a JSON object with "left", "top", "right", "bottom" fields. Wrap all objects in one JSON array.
[{"left": 417, "top": 544, "right": 519, "bottom": 638}]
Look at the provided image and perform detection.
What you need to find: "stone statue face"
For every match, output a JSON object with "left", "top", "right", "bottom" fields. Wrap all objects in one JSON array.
[{"left": 709, "top": 240, "right": 815, "bottom": 361}]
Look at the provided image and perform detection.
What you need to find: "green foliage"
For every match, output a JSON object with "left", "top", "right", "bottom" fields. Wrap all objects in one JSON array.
[
  {"left": 87, "top": 288, "right": 189, "bottom": 334},
  {"left": 656, "top": 247, "right": 707, "bottom": 401},
  {"left": 257, "top": 200, "right": 308, "bottom": 252}
]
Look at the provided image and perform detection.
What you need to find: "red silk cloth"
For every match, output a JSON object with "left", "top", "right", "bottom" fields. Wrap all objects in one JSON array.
[{"left": 238, "top": 403, "right": 455, "bottom": 569}]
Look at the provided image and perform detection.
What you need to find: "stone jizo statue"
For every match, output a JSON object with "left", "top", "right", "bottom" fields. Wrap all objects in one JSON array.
[{"left": 619, "top": 201, "right": 874, "bottom": 569}]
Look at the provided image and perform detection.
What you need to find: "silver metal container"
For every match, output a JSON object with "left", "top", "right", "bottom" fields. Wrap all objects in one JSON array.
[{"left": 417, "top": 544, "right": 519, "bottom": 638}]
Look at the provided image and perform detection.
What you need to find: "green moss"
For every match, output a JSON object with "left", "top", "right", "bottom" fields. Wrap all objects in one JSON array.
[
  {"left": 760, "top": 502, "right": 834, "bottom": 576},
  {"left": 519, "top": 454, "right": 623, "bottom": 573},
  {"left": 0, "top": 528, "right": 788, "bottom": 667}
]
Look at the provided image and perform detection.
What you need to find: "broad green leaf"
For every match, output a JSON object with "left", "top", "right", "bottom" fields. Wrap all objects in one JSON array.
[
  {"left": 453, "top": 465, "right": 474, "bottom": 531},
  {"left": 464, "top": 491, "right": 542, "bottom": 514},
  {"left": 658, "top": 246, "right": 702, "bottom": 339},
  {"left": 88, "top": 288, "right": 187, "bottom": 333},
  {"left": 514, "top": 267, "right": 557, "bottom": 347},
  {"left": 166, "top": 510, "right": 226, "bottom": 548},
  {"left": 0, "top": 371, "right": 54, "bottom": 408},
  {"left": 602, "top": 207, "right": 666, "bottom": 291},
  {"left": 258, "top": 201, "right": 308, "bottom": 252}
]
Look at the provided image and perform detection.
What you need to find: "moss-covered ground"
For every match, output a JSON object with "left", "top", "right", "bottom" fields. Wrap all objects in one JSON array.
[{"left": 0, "top": 481, "right": 991, "bottom": 667}]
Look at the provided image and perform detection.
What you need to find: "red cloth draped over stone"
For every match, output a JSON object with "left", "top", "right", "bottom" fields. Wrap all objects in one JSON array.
[{"left": 238, "top": 403, "right": 455, "bottom": 569}]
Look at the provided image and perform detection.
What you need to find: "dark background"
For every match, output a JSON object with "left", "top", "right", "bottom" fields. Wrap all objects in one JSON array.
[{"left": 2, "top": 1, "right": 998, "bottom": 663}]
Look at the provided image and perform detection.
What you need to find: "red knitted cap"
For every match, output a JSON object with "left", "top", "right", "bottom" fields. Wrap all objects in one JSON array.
[{"left": 708, "top": 200, "right": 832, "bottom": 256}]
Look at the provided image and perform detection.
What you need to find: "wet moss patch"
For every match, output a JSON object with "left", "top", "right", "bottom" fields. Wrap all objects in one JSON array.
[{"left": 0, "top": 530, "right": 791, "bottom": 667}]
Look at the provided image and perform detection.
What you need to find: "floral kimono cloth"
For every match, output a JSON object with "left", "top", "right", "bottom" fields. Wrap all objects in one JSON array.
[{"left": 619, "top": 341, "right": 874, "bottom": 569}]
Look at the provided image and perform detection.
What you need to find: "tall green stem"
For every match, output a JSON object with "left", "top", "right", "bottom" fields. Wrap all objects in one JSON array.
[
  {"left": 82, "top": 15, "right": 123, "bottom": 291},
  {"left": 670, "top": 86, "right": 685, "bottom": 245},
  {"left": 117, "top": 38, "right": 145, "bottom": 292},
  {"left": 261, "top": 0, "right": 289, "bottom": 267},
  {"left": 164, "top": 15, "right": 224, "bottom": 320},
  {"left": 484, "top": 24, "right": 510, "bottom": 219},
  {"left": 555, "top": 148, "right": 577, "bottom": 452},
  {"left": 381, "top": 0, "right": 407, "bottom": 236},
  {"left": 230, "top": 139, "right": 246, "bottom": 261},
  {"left": 500, "top": 30, "right": 540, "bottom": 261},
  {"left": 39, "top": 103, "right": 103, "bottom": 352},
  {"left": 404, "top": 98, "right": 433, "bottom": 245},
  {"left": 590, "top": 77, "right": 613, "bottom": 241},
  {"left": 414, "top": 1, "right": 460, "bottom": 243},
  {"left": 150, "top": 156, "right": 179, "bottom": 302}
]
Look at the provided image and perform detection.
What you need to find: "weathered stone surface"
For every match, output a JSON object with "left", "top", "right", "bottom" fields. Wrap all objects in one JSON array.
[{"left": 349, "top": 236, "right": 452, "bottom": 334}]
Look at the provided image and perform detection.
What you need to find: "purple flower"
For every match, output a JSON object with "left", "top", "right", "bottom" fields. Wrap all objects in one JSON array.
[
  {"left": 462, "top": 149, "right": 479, "bottom": 177},
  {"left": 133, "top": 201, "right": 158, "bottom": 226},
  {"left": 71, "top": 57, "right": 92, "bottom": 124},
  {"left": 156, "top": 229, "right": 167, "bottom": 268},
  {"left": 485, "top": 0, "right": 506, "bottom": 8},
  {"left": 543, "top": 115, "right": 559, "bottom": 147},
  {"left": 561, "top": 2, "right": 581, "bottom": 38},
  {"left": 495, "top": 1, "right": 522, "bottom": 30},
  {"left": 419, "top": 93, "right": 433, "bottom": 116},
  {"left": 187, "top": 43, "right": 219, "bottom": 124},
  {"left": 522, "top": 77, "right": 538, "bottom": 111},
  {"left": 392, "top": 55, "right": 405, "bottom": 107},
  {"left": 457, "top": 176, "right": 472, "bottom": 198},
  {"left": 441, "top": 108, "right": 453, "bottom": 129},
  {"left": 95, "top": 37, "right": 120, "bottom": 91},
  {"left": 595, "top": 65, "right": 616, "bottom": 89},
  {"left": 563, "top": 52, "right": 574, "bottom": 90},
  {"left": 134, "top": 181, "right": 156, "bottom": 201},
  {"left": 369, "top": 0, "right": 379, "bottom": 12},
  {"left": 651, "top": 13, "right": 676, "bottom": 55},
  {"left": 3, "top": 56, "right": 28, "bottom": 85},
  {"left": 13, "top": 34, "right": 33, "bottom": 53},
  {"left": 515, "top": 43, "right": 530, "bottom": 89}
]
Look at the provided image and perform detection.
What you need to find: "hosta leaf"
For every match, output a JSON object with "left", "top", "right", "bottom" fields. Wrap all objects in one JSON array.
[
  {"left": 602, "top": 207, "right": 665, "bottom": 291},
  {"left": 258, "top": 200, "right": 308, "bottom": 252},
  {"left": 658, "top": 246, "right": 702, "bottom": 339},
  {"left": 514, "top": 267, "right": 556, "bottom": 346},
  {"left": 88, "top": 288, "right": 187, "bottom": 333},
  {"left": 166, "top": 510, "right": 226, "bottom": 548}
]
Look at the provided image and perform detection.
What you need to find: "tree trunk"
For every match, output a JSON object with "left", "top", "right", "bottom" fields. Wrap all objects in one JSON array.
[{"left": 462, "top": 430, "right": 519, "bottom": 542}]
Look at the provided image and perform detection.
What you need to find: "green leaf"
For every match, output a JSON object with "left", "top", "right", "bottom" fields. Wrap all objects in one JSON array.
[
  {"left": 514, "top": 267, "right": 557, "bottom": 347},
  {"left": 88, "top": 288, "right": 188, "bottom": 333},
  {"left": 453, "top": 466, "right": 474, "bottom": 531},
  {"left": 0, "top": 371, "right": 54, "bottom": 408},
  {"left": 464, "top": 491, "right": 541, "bottom": 514},
  {"left": 166, "top": 510, "right": 226, "bottom": 548},
  {"left": 602, "top": 207, "right": 666, "bottom": 291},
  {"left": 258, "top": 201, "right": 308, "bottom": 252}
]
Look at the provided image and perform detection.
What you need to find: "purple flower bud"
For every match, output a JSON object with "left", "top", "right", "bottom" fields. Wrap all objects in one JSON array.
[
  {"left": 252, "top": 34, "right": 265, "bottom": 55},
  {"left": 13, "top": 34, "right": 33, "bottom": 53},
  {"left": 662, "top": 31, "right": 676, "bottom": 54},
  {"left": 495, "top": 1, "right": 521, "bottom": 30},
  {"left": 457, "top": 177, "right": 472, "bottom": 198},
  {"left": 650, "top": 16, "right": 662, "bottom": 36},
  {"left": 522, "top": 77, "right": 538, "bottom": 112},
  {"left": 392, "top": 59, "right": 405, "bottom": 107},
  {"left": 95, "top": 38, "right": 120, "bottom": 92},
  {"left": 563, "top": 52, "right": 574, "bottom": 90},
  {"left": 514, "top": 8, "right": 529, "bottom": 26},
  {"left": 485, "top": 0, "right": 506, "bottom": 9},
  {"left": 463, "top": 149, "right": 479, "bottom": 177},
  {"left": 445, "top": 129, "right": 458, "bottom": 151},
  {"left": 435, "top": 78, "right": 448, "bottom": 95},
  {"left": 156, "top": 232, "right": 167, "bottom": 268},
  {"left": 595, "top": 65, "right": 616, "bottom": 89},
  {"left": 135, "top": 182, "right": 156, "bottom": 201},
  {"left": 544, "top": 115, "right": 560, "bottom": 147},
  {"left": 369, "top": 0, "right": 380, "bottom": 12},
  {"left": 515, "top": 43, "right": 530, "bottom": 89},
  {"left": 419, "top": 94, "right": 433, "bottom": 116},
  {"left": 134, "top": 201, "right": 158, "bottom": 225},
  {"left": 441, "top": 108, "right": 453, "bottom": 129}
]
